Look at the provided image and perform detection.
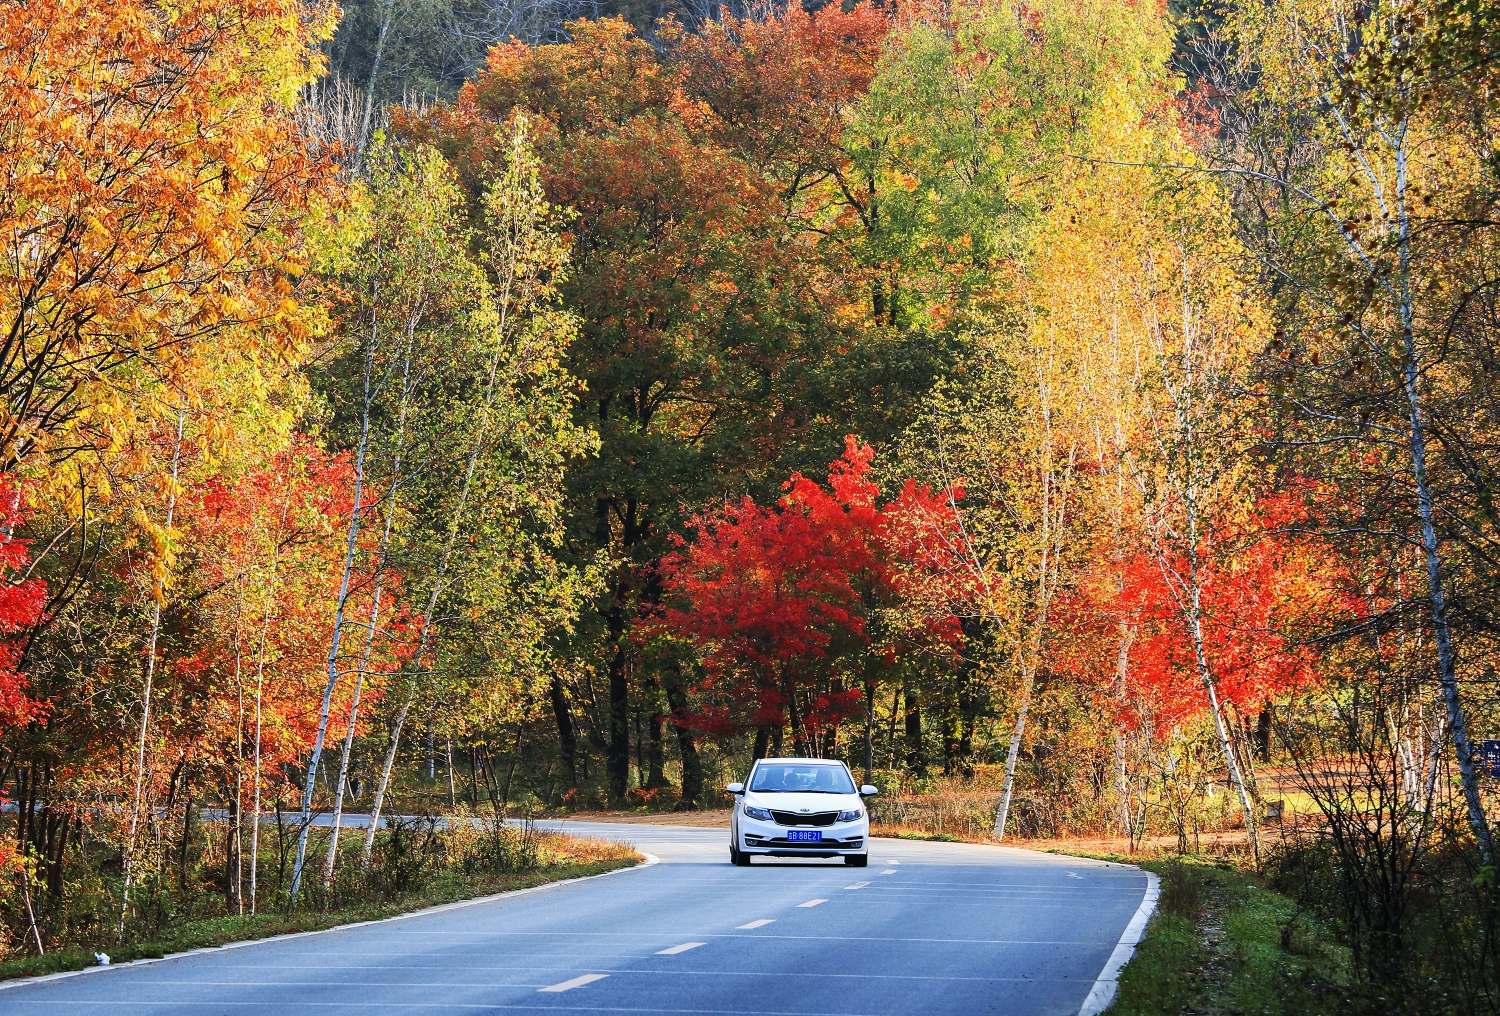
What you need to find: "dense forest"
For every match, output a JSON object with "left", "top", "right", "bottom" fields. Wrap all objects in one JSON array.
[{"left": 3, "top": 0, "right": 1500, "bottom": 1007}]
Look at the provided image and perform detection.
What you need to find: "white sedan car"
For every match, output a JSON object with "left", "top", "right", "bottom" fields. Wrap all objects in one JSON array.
[{"left": 727, "top": 758, "right": 877, "bottom": 867}]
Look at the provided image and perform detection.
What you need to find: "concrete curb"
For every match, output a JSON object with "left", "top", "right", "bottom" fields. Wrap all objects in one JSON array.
[
  {"left": 0, "top": 851, "right": 660, "bottom": 994},
  {"left": 1077, "top": 870, "right": 1162, "bottom": 1016}
]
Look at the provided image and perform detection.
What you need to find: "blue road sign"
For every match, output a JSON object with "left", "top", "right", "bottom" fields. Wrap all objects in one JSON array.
[{"left": 1478, "top": 740, "right": 1500, "bottom": 778}]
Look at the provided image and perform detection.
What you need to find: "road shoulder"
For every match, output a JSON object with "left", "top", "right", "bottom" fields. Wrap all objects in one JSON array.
[{"left": 0, "top": 853, "right": 651, "bottom": 989}]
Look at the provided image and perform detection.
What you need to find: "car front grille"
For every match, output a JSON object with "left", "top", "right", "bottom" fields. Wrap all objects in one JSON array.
[
  {"left": 770, "top": 810, "right": 839, "bottom": 827},
  {"left": 758, "top": 836, "right": 860, "bottom": 849}
]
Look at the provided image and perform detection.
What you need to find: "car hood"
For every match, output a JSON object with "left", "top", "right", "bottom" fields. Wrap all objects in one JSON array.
[{"left": 743, "top": 791, "right": 860, "bottom": 813}]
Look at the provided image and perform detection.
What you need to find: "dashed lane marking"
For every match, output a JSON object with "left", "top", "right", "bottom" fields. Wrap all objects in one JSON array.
[
  {"left": 538, "top": 973, "right": 608, "bottom": 992},
  {"left": 796, "top": 898, "right": 829, "bottom": 908},
  {"left": 880, "top": 869, "right": 898, "bottom": 875},
  {"left": 736, "top": 919, "right": 775, "bottom": 929},
  {"left": 844, "top": 881, "right": 870, "bottom": 889},
  {"left": 656, "top": 942, "right": 706, "bottom": 955}
]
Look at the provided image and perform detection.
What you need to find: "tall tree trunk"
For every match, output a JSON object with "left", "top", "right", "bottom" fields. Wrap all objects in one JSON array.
[
  {"left": 752, "top": 724, "right": 770, "bottom": 762},
  {"left": 1397, "top": 236, "right": 1495, "bottom": 864},
  {"left": 289, "top": 308, "right": 380, "bottom": 901},
  {"left": 1114, "top": 622, "right": 1135, "bottom": 837},
  {"left": 362, "top": 693, "right": 413, "bottom": 866},
  {"left": 664, "top": 663, "right": 702, "bottom": 809},
  {"left": 784, "top": 670, "right": 809, "bottom": 757},
  {"left": 322, "top": 579, "right": 381, "bottom": 887},
  {"left": 647, "top": 712, "right": 666, "bottom": 789},
  {"left": 250, "top": 655, "right": 263, "bottom": 914},
  {"left": 446, "top": 738, "right": 456, "bottom": 807},
  {"left": 645, "top": 672, "right": 667, "bottom": 790},
  {"left": 606, "top": 595, "right": 630, "bottom": 805},
  {"left": 118, "top": 413, "right": 185, "bottom": 939},
  {"left": 549, "top": 677, "right": 578, "bottom": 789},
  {"left": 231, "top": 590, "right": 245, "bottom": 914},
  {"left": 902, "top": 683, "right": 923, "bottom": 773},
  {"left": 249, "top": 489, "right": 293, "bottom": 917},
  {"left": 993, "top": 663, "right": 1034, "bottom": 840},
  {"left": 1187, "top": 556, "right": 1259, "bottom": 863},
  {"left": 355, "top": 0, "right": 398, "bottom": 167},
  {"left": 941, "top": 701, "right": 961, "bottom": 777},
  {"left": 863, "top": 678, "right": 875, "bottom": 786},
  {"left": 325, "top": 329, "right": 412, "bottom": 885},
  {"left": 358, "top": 244, "right": 513, "bottom": 866}
]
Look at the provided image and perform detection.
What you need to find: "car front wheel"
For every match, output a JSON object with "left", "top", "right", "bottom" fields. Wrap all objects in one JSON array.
[{"left": 844, "top": 853, "right": 868, "bottom": 867}]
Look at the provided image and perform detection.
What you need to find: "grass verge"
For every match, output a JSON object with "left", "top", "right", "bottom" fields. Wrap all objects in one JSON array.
[
  {"left": 1101, "top": 855, "right": 1349, "bottom": 1016},
  {"left": 0, "top": 854, "right": 640, "bottom": 984}
]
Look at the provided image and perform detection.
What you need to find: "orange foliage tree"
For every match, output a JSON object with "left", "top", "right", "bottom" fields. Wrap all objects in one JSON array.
[
  {"left": 0, "top": 0, "right": 334, "bottom": 481},
  {"left": 403, "top": 12, "right": 898, "bottom": 803}
]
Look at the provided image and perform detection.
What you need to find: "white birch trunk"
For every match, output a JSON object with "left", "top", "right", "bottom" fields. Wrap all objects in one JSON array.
[
  {"left": 992, "top": 360, "right": 1075, "bottom": 841},
  {"left": 993, "top": 662, "right": 1034, "bottom": 840},
  {"left": 446, "top": 738, "right": 456, "bottom": 808},
  {"left": 357, "top": 166, "right": 540, "bottom": 862},
  {"left": 323, "top": 577, "right": 381, "bottom": 885},
  {"left": 1389, "top": 131, "right": 1494, "bottom": 863},
  {"left": 288, "top": 366, "right": 375, "bottom": 901},
  {"left": 356, "top": 0, "right": 399, "bottom": 168},
  {"left": 289, "top": 271, "right": 411, "bottom": 900},
  {"left": 1114, "top": 621, "right": 1135, "bottom": 837},
  {"left": 362, "top": 692, "right": 413, "bottom": 866},
  {"left": 118, "top": 414, "right": 185, "bottom": 939},
  {"left": 248, "top": 492, "right": 290, "bottom": 916},
  {"left": 232, "top": 591, "right": 245, "bottom": 915},
  {"left": 323, "top": 333, "right": 413, "bottom": 885}
]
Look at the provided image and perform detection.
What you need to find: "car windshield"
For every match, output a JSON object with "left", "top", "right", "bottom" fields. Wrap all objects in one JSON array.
[{"left": 748, "top": 763, "right": 856, "bottom": 794}]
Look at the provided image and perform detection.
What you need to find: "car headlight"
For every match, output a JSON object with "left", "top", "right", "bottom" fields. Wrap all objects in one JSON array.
[
  {"left": 743, "top": 804, "right": 773, "bottom": 821},
  {"left": 837, "top": 808, "right": 863, "bottom": 823}
]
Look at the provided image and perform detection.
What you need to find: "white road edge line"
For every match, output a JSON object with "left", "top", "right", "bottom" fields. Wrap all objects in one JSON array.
[
  {"left": 1077, "top": 871, "right": 1161, "bottom": 1016},
  {"left": 0, "top": 852, "right": 662, "bottom": 995},
  {"left": 796, "top": 898, "right": 829, "bottom": 908},
  {"left": 538, "top": 972, "right": 608, "bottom": 992},
  {"left": 736, "top": 919, "right": 775, "bottom": 929},
  {"left": 656, "top": 942, "right": 706, "bottom": 955}
]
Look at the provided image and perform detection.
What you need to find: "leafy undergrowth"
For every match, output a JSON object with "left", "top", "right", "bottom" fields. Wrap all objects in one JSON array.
[
  {"left": 1108, "top": 856, "right": 1350, "bottom": 1016},
  {"left": 0, "top": 834, "right": 639, "bottom": 984},
  {"left": 872, "top": 825, "right": 960, "bottom": 842}
]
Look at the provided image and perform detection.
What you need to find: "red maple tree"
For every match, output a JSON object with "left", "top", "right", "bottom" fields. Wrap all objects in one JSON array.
[{"left": 0, "top": 478, "right": 47, "bottom": 731}]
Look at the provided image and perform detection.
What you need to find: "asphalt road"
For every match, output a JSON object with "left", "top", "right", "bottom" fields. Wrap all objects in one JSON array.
[{"left": 0, "top": 821, "right": 1156, "bottom": 1016}]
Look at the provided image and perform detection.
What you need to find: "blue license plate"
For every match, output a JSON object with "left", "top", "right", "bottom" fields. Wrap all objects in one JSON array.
[{"left": 787, "top": 830, "right": 822, "bottom": 842}]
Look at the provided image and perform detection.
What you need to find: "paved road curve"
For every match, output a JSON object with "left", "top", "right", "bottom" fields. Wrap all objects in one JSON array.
[{"left": 0, "top": 822, "right": 1154, "bottom": 1016}]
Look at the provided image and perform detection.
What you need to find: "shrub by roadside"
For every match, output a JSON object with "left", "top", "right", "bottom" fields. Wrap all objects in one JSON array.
[
  {"left": 0, "top": 822, "right": 639, "bottom": 982},
  {"left": 1108, "top": 857, "right": 1349, "bottom": 1016}
]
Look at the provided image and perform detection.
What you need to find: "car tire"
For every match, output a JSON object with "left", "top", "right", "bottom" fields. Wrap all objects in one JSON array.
[
  {"left": 844, "top": 853, "right": 869, "bottom": 867},
  {"left": 733, "top": 847, "right": 751, "bottom": 867}
]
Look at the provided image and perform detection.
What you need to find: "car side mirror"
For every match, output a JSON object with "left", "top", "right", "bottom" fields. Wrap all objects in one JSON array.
[
  {"left": 860, "top": 785, "right": 878, "bottom": 797},
  {"left": 726, "top": 782, "right": 745, "bottom": 795}
]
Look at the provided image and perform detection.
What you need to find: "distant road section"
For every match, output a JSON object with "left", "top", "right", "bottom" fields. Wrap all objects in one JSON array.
[{"left": 1, "top": 821, "right": 1154, "bottom": 1015}]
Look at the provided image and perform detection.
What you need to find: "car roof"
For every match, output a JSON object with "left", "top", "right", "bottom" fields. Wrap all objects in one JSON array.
[{"left": 752, "top": 757, "right": 846, "bottom": 765}]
